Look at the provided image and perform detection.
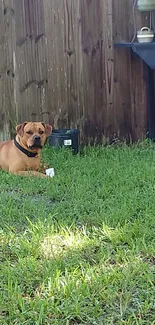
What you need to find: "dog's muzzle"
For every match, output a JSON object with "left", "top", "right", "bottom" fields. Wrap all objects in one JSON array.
[{"left": 30, "top": 136, "right": 42, "bottom": 149}]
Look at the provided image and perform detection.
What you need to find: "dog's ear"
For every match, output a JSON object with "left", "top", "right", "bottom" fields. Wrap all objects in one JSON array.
[
  {"left": 41, "top": 123, "right": 52, "bottom": 137},
  {"left": 16, "top": 122, "right": 27, "bottom": 136}
]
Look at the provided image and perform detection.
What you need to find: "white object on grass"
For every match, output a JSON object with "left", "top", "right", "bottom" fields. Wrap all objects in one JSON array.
[{"left": 45, "top": 168, "right": 55, "bottom": 178}]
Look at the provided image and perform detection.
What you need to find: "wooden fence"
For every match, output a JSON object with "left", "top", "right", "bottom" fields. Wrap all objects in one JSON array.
[{"left": 0, "top": 0, "right": 151, "bottom": 143}]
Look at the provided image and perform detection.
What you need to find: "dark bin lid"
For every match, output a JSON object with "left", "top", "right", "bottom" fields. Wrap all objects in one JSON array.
[{"left": 51, "top": 129, "right": 79, "bottom": 135}]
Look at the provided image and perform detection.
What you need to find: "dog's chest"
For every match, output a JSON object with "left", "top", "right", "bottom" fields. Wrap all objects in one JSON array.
[{"left": 24, "top": 156, "right": 40, "bottom": 171}]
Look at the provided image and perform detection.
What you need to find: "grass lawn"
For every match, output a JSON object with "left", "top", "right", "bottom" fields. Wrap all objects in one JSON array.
[{"left": 0, "top": 143, "right": 155, "bottom": 325}]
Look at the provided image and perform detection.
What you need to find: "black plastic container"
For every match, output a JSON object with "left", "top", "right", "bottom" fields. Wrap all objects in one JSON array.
[{"left": 49, "top": 129, "right": 80, "bottom": 154}]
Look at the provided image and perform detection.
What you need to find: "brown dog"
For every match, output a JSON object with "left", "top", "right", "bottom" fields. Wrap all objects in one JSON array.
[{"left": 0, "top": 122, "right": 52, "bottom": 177}]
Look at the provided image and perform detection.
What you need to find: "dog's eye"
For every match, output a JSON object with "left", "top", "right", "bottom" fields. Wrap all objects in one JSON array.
[
  {"left": 26, "top": 130, "right": 33, "bottom": 135},
  {"left": 39, "top": 130, "right": 44, "bottom": 134}
]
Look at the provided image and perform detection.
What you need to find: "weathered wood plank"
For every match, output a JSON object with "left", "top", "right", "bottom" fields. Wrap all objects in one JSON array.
[
  {"left": 14, "top": 0, "right": 48, "bottom": 123},
  {"left": 80, "top": 0, "right": 107, "bottom": 143},
  {"left": 102, "top": 0, "right": 114, "bottom": 139},
  {"left": 128, "top": 2, "right": 148, "bottom": 140},
  {"left": 113, "top": 0, "right": 132, "bottom": 139},
  {"left": 0, "top": 0, "right": 16, "bottom": 139}
]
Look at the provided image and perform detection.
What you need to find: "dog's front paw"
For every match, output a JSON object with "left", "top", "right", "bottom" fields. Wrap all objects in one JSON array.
[
  {"left": 40, "top": 163, "right": 50, "bottom": 173},
  {"left": 43, "top": 163, "right": 50, "bottom": 169}
]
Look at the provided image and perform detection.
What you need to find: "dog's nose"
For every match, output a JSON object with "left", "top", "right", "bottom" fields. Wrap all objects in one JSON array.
[{"left": 34, "top": 136, "right": 41, "bottom": 141}]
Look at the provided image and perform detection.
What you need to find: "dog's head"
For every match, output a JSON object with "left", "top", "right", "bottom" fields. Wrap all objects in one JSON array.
[{"left": 16, "top": 122, "right": 52, "bottom": 150}]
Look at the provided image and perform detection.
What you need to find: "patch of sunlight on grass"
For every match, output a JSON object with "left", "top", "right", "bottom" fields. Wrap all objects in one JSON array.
[
  {"left": 41, "top": 228, "right": 91, "bottom": 259},
  {"left": 101, "top": 223, "right": 123, "bottom": 243}
]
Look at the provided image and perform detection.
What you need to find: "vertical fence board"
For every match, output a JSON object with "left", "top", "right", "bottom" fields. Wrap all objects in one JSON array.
[
  {"left": 14, "top": 0, "right": 48, "bottom": 123},
  {"left": 0, "top": 0, "right": 15, "bottom": 139},
  {"left": 43, "top": 0, "right": 69, "bottom": 127},
  {"left": 113, "top": 0, "right": 133, "bottom": 139},
  {"left": 80, "top": 0, "right": 107, "bottom": 143}
]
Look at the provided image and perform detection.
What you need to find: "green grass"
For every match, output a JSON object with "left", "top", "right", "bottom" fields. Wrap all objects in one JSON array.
[{"left": 0, "top": 142, "right": 155, "bottom": 325}]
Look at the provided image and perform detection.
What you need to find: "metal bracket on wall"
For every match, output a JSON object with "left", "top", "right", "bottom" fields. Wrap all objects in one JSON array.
[{"left": 115, "top": 41, "right": 155, "bottom": 68}]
